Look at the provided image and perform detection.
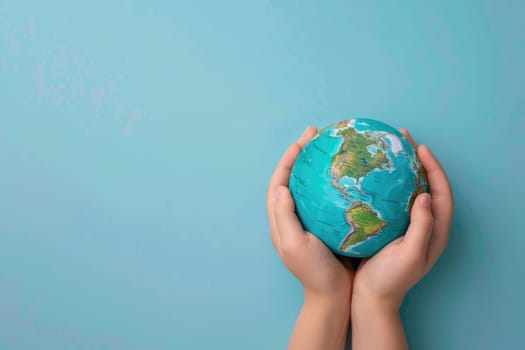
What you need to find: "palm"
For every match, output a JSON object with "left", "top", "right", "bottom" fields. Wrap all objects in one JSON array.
[
  {"left": 353, "top": 239, "right": 408, "bottom": 300},
  {"left": 292, "top": 231, "right": 354, "bottom": 297}
]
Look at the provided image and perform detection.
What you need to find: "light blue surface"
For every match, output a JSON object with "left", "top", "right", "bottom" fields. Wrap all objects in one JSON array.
[
  {"left": 0, "top": 1, "right": 524, "bottom": 349},
  {"left": 289, "top": 119, "right": 426, "bottom": 257}
]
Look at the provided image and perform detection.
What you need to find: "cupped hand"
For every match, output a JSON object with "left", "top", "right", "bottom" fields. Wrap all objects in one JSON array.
[
  {"left": 352, "top": 129, "right": 454, "bottom": 311},
  {"left": 266, "top": 127, "right": 354, "bottom": 301}
]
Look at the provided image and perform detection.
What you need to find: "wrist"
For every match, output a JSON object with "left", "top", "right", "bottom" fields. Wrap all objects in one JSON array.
[
  {"left": 351, "top": 283, "right": 404, "bottom": 315},
  {"left": 303, "top": 276, "right": 352, "bottom": 304},
  {"left": 304, "top": 289, "right": 351, "bottom": 316},
  {"left": 351, "top": 293, "right": 400, "bottom": 323}
]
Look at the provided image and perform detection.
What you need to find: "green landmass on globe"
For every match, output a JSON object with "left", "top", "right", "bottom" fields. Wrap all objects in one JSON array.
[
  {"left": 331, "top": 121, "right": 390, "bottom": 184},
  {"left": 289, "top": 118, "right": 429, "bottom": 257},
  {"left": 329, "top": 121, "right": 394, "bottom": 249},
  {"left": 339, "top": 202, "right": 387, "bottom": 250}
]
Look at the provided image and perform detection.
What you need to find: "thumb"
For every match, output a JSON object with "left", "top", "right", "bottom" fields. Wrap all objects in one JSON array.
[
  {"left": 403, "top": 193, "right": 434, "bottom": 260},
  {"left": 274, "top": 186, "right": 306, "bottom": 253}
]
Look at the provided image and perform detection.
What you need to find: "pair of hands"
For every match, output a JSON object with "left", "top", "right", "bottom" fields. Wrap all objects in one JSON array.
[{"left": 266, "top": 126, "right": 453, "bottom": 317}]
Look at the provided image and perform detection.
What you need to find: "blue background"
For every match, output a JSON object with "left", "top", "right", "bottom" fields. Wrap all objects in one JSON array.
[{"left": 1, "top": 1, "right": 523, "bottom": 349}]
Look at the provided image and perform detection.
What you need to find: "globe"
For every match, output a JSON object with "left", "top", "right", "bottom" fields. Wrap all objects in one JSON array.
[{"left": 289, "top": 118, "right": 428, "bottom": 257}]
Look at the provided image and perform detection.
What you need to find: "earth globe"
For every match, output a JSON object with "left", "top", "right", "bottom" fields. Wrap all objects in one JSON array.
[{"left": 289, "top": 118, "right": 428, "bottom": 257}]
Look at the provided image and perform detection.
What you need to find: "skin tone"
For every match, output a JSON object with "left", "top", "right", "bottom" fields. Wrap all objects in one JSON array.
[{"left": 266, "top": 126, "right": 453, "bottom": 350}]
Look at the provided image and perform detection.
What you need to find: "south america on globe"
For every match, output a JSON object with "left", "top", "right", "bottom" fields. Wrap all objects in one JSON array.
[{"left": 289, "top": 118, "right": 428, "bottom": 257}]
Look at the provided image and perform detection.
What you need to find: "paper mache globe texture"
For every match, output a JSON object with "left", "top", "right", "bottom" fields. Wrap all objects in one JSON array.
[{"left": 289, "top": 118, "right": 428, "bottom": 257}]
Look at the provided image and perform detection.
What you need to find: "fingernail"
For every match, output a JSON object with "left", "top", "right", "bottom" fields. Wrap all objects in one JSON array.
[
  {"left": 419, "top": 193, "right": 431, "bottom": 208},
  {"left": 296, "top": 126, "right": 313, "bottom": 144},
  {"left": 419, "top": 144, "right": 430, "bottom": 154}
]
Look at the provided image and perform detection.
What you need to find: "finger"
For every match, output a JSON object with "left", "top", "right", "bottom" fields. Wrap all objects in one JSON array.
[
  {"left": 399, "top": 128, "right": 417, "bottom": 149},
  {"left": 266, "top": 143, "right": 302, "bottom": 249},
  {"left": 266, "top": 127, "right": 317, "bottom": 248},
  {"left": 417, "top": 145, "right": 453, "bottom": 265},
  {"left": 296, "top": 125, "right": 318, "bottom": 147},
  {"left": 267, "top": 126, "right": 317, "bottom": 204},
  {"left": 402, "top": 193, "right": 434, "bottom": 262},
  {"left": 274, "top": 186, "right": 306, "bottom": 255}
]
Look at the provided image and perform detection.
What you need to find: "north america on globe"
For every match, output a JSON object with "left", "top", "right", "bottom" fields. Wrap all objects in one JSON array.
[{"left": 289, "top": 118, "right": 428, "bottom": 257}]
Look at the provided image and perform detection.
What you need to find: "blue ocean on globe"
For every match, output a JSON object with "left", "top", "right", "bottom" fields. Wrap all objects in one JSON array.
[{"left": 289, "top": 118, "right": 428, "bottom": 257}]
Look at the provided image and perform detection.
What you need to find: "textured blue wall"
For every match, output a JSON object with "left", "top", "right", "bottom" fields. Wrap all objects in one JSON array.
[{"left": 1, "top": 1, "right": 524, "bottom": 349}]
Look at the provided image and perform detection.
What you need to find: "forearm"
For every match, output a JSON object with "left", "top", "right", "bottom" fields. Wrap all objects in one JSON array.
[
  {"left": 351, "top": 297, "right": 408, "bottom": 350},
  {"left": 288, "top": 293, "right": 350, "bottom": 350}
]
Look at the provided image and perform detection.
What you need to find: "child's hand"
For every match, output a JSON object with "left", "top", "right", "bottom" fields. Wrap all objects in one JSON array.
[
  {"left": 266, "top": 126, "right": 353, "bottom": 302},
  {"left": 351, "top": 129, "right": 453, "bottom": 350},
  {"left": 352, "top": 129, "right": 453, "bottom": 311},
  {"left": 267, "top": 126, "right": 353, "bottom": 350}
]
